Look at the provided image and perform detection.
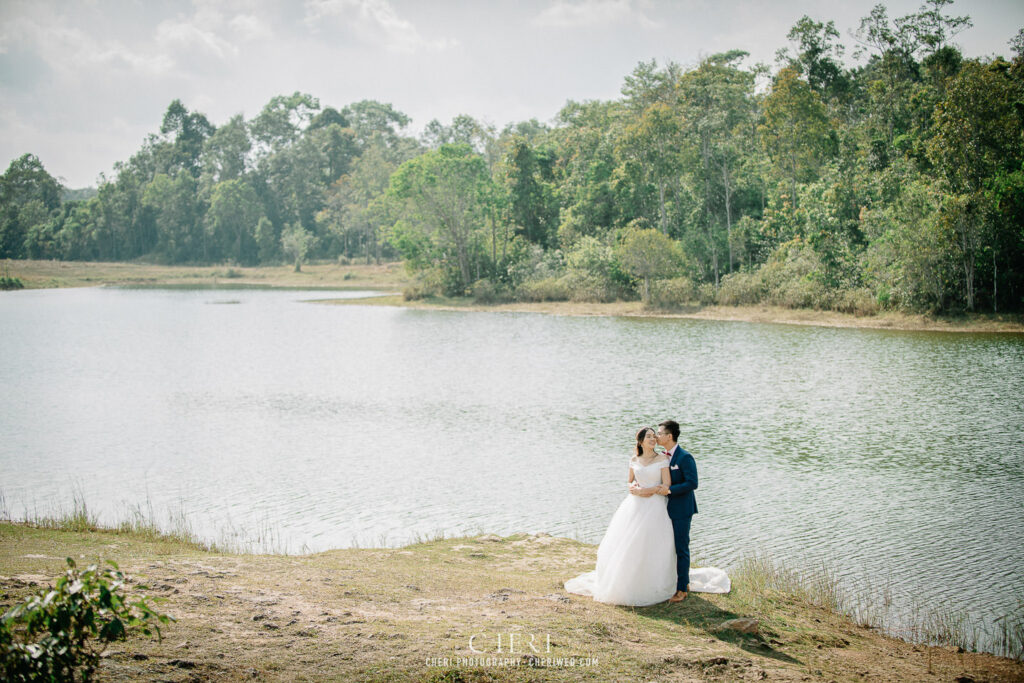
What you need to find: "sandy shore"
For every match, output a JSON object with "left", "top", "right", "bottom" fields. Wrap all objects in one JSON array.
[{"left": 327, "top": 293, "right": 1024, "bottom": 334}]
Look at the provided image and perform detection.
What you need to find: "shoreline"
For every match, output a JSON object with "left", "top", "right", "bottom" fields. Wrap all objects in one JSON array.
[
  {"left": 4, "top": 259, "right": 1022, "bottom": 333},
  {"left": 327, "top": 293, "right": 1024, "bottom": 334},
  {"left": 2, "top": 522, "right": 1021, "bottom": 681}
]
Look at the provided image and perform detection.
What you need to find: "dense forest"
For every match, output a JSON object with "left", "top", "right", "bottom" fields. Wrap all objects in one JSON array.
[{"left": 2, "top": 1, "right": 1023, "bottom": 314}]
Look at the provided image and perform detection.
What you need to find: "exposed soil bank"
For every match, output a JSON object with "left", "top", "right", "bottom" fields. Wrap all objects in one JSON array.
[
  {"left": 329, "top": 293, "right": 1024, "bottom": 334},
  {"left": 2, "top": 523, "right": 1021, "bottom": 681}
]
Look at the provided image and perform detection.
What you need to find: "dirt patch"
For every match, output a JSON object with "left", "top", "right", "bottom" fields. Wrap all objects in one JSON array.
[{"left": 1, "top": 523, "right": 1020, "bottom": 681}]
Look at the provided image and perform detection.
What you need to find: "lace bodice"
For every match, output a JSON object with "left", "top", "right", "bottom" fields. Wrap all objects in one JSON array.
[{"left": 630, "top": 458, "right": 669, "bottom": 487}]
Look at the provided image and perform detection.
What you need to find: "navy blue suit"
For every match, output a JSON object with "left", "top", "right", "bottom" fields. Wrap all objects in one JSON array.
[{"left": 665, "top": 444, "right": 698, "bottom": 592}]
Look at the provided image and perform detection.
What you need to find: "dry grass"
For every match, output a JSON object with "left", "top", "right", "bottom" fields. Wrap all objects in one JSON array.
[
  {"left": 2, "top": 523, "right": 1022, "bottom": 682},
  {"left": 1, "top": 259, "right": 409, "bottom": 291}
]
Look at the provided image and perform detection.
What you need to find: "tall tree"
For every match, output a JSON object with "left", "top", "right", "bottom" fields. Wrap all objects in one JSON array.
[
  {"left": 0, "top": 154, "right": 62, "bottom": 258},
  {"left": 388, "top": 144, "right": 492, "bottom": 292}
]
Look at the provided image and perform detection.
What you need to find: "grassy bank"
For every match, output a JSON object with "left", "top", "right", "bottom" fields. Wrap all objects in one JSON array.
[
  {"left": 2, "top": 522, "right": 1021, "bottom": 682},
  {"left": 1, "top": 259, "right": 409, "bottom": 291},
  {"left": 4, "top": 259, "right": 1021, "bottom": 332},
  {"left": 326, "top": 293, "right": 1024, "bottom": 334}
]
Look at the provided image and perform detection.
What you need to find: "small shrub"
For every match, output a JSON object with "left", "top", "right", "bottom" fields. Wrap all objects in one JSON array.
[
  {"left": 647, "top": 277, "right": 698, "bottom": 310},
  {"left": 697, "top": 283, "right": 716, "bottom": 306},
  {"left": 0, "top": 276, "right": 24, "bottom": 290},
  {"left": 716, "top": 271, "right": 764, "bottom": 306},
  {"left": 1, "top": 557, "right": 171, "bottom": 682},
  {"left": 470, "top": 279, "right": 511, "bottom": 305},
  {"left": 515, "top": 277, "right": 571, "bottom": 302},
  {"left": 563, "top": 272, "right": 620, "bottom": 303},
  {"left": 830, "top": 288, "right": 879, "bottom": 316},
  {"left": 403, "top": 269, "right": 445, "bottom": 301},
  {"left": 773, "top": 275, "right": 829, "bottom": 309},
  {"left": 336, "top": 255, "right": 351, "bottom": 266}
]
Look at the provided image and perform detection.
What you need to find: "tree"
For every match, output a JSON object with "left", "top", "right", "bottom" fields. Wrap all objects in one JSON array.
[
  {"left": 778, "top": 16, "right": 848, "bottom": 99},
  {"left": 760, "top": 67, "right": 833, "bottom": 209},
  {"left": 250, "top": 92, "right": 321, "bottom": 155},
  {"left": 160, "top": 100, "right": 215, "bottom": 177},
  {"left": 500, "top": 136, "right": 558, "bottom": 248},
  {"left": 617, "top": 228, "right": 681, "bottom": 302},
  {"left": 281, "top": 222, "right": 314, "bottom": 272},
  {"left": 0, "top": 154, "right": 62, "bottom": 258},
  {"left": 341, "top": 100, "right": 411, "bottom": 148},
  {"left": 317, "top": 138, "right": 396, "bottom": 262},
  {"left": 679, "top": 51, "right": 758, "bottom": 282},
  {"left": 206, "top": 179, "right": 262, "bottom": 263},
  {"left": 201, "top": 115, "right": 251, "bottom": 182},
  {"left": 927, "top": 58, "right": 1024, "bottom": 310},
  {"left": 388, "top": 144, "right": 493, "bottom": 292}
]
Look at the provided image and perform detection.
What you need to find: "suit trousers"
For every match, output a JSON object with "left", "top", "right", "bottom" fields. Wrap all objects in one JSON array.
[{"left": 672, "top": 513, "right": 692, "bottom": 592}]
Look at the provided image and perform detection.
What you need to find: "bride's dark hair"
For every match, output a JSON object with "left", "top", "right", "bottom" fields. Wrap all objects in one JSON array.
[{"left": 635, "top": 427, "right": 654, "bottom": 458}]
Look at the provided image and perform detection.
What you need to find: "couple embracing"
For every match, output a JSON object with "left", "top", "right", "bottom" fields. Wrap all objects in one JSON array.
[{"left": 564, "top": 421, "right": 729, "bottom": 606}]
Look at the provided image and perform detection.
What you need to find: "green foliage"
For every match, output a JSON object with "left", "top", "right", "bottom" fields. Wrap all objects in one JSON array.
[
  {"left": 280, "top": 223, "right": 315, "bottom": 272},
  {"left": 647, "top": 277, "right": 698, "bottom": 309},
  {"left": 515, "top": 276, "right": 571, "bottom": 302},
  {"left": 402, "top": 268, "right": 446, "bottom": 301},
  {"left": 387, "top": 143, "right": 493, "bottom": 293},
  {"left": 1, "top": 557, "right": 171, "bottom": 682},
  {"left": 717, "top": 270, "right": 765, "bottom": 306},
  {"left": 470, "top": 278, "right": 511, "bottom": 304},
  {"left": 0, "top": 276, "right": 24, "bottom": 290},
  {"left": 616, "top": 228, "right": 681, "bottom": 302}
]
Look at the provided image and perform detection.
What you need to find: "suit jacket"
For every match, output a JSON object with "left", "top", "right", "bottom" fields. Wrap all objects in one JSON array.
[{"left": 666, "top": 445, "right": 698, "bottom": 518}]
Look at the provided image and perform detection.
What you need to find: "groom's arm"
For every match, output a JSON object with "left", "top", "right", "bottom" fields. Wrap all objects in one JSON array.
[{"left": 667, "top": 452, "right": 698, "bottom": 497}]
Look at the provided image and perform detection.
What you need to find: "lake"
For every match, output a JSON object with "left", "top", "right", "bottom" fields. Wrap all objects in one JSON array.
[{"left": 1, "top": 286, "right": 1022, "bottom": 650}]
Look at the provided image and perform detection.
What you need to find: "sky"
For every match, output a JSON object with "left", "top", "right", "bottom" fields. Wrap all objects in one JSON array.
[{"left": 1, "top": 0, "right": 1022, "bottom": 188}]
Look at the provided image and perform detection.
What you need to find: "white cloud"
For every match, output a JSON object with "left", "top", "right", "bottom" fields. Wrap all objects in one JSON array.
[
  {"left": 9, "top": 17, "right": 175, "bottom": 76},
  {"left": 229, "top": 13, "right": 273, "bottom": 41},
  {"left": 303, "top": 0, "right": 456, "bottom": 53},
  {"left": 535, "top": 0, "right": 660, "bottom": 29},
  {"left": 155, "top": 17, "right": 240, "bottom": 60}
]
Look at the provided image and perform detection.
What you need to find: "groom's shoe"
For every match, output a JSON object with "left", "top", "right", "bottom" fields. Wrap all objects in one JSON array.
[{"left": 668, "top": 590, "right": 688, "bottom": 603}]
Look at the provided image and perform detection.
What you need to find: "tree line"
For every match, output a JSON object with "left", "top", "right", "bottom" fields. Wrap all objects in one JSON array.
[{"left": 2, "top": 1, "right": 1022, "bottom": 314}]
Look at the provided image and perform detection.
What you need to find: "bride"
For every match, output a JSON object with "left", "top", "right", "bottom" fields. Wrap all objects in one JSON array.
[
  {"left": 565, "top": 426, "right": 729, "bottom": 606},
  {"left": 564, "top": 427, "right": 677, "bottom": 606}
]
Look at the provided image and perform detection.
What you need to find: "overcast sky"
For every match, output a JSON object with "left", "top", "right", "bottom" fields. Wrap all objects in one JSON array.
[{"left": 1, "top": 0, "right": 1021, "bottom": 188}]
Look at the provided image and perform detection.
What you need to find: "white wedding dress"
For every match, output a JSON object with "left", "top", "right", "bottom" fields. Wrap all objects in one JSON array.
[{"left": 564, "top": 457, "right": 730, "bottom": 606}]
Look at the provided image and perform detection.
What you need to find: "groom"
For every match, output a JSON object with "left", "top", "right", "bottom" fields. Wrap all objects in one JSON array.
[{"left": 658, "top": 420, "right": 698, "bottom": 603}]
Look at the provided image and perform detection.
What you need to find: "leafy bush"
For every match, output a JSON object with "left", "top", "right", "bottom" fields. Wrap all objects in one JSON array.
[
  {"left": 647, "top": 277, "right": 698, "bottom": 310},
  {"left": 515, "top": 276, "right": 571, "bottom": 302},
  {"left": 506, "top": 242, "right": 564, "bottom": 289},
  {"left": 697, "top": 283, "right": 716, "bottom": 305},
  {"left": 563, "top": 236, "right": 632, "bottom": 302},
  {"left": 829, "top": 288, "right": 879, "bottom": 316},
  {"left": 470, "top": 278, "right": 511, "bottom": 304},
  {"left": 402, "top": 268, "right": 445, "bottom": 300},
  {"left": 759, "top": 240, "right": 829, "bottom": 309},
  {"left": 716, "top": 271, "right": 764, "bottom": 306},
  {"left": 1, "top": 557, "right": 171, "bottom": 682},
  {"left": 0, "top": 276, "right": 24, "bottom": 290}
]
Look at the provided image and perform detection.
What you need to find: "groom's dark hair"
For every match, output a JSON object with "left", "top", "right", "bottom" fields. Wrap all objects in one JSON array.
[{"left": 659, "top": 420, "right": 680, "bottom": 442}]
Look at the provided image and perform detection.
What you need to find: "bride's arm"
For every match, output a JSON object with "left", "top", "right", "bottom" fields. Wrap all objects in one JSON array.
[{"left": 655, "top": 466, "right": 671, "bottom": 495}]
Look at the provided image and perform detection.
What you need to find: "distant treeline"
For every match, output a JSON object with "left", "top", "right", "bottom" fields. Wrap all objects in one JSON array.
[{"left": 2, "top": 1, "right": 1023, "bottom": 314}]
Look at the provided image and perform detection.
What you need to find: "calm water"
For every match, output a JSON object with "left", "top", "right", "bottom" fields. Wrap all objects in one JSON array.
[{"left": 2, "top": 287, "right": 1022, "bottom": 646}]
